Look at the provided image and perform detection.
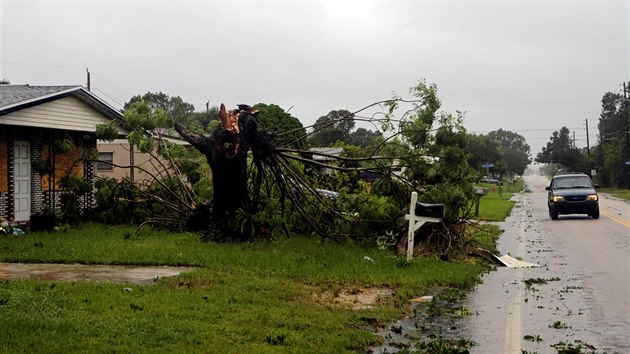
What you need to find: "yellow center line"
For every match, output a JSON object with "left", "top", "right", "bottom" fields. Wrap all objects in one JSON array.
[{"left": 601, "top": 210, "right": 630, "bottom": 228}]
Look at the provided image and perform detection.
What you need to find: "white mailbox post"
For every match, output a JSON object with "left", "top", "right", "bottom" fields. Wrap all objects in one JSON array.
[{"left": 405, "top": 191, "right": 444, "bottom": 262}]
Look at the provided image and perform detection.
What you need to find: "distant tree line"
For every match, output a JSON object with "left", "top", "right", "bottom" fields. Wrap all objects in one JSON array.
[{"left": 535, "top": 83, "right": 630, "bottom": 188}]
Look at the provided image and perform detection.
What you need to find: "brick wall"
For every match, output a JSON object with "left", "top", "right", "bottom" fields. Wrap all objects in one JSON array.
[
  {"left": 7, "top": 135, "right": 14, "bottom": 221},
  {"left": 0, "top": 129, "right": 7, "bottom": 220},
  {"left": 83, "top": 134, "right": 97, "bottom": 210},
  {"left": 31, "top": 129, "right": 44, "bottom": 215},
  {"left": 0, "top": 127, "right": 99, "bottom": 221},
  {"left": 0, "top": 193, "right": 7, "bottom": 221}
]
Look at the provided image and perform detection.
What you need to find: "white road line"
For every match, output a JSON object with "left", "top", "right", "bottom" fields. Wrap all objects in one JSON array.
[
  {"left": 503, "top": 196, "right": 529, "bottom": 353},
  {"left": 504, "top": 285, "right": 523, "bottom": 354}
]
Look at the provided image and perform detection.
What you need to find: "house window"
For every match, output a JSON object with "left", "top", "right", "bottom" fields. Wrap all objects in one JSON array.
[{"left": 97, "top": 152, "right": 113, "bottom": 171}]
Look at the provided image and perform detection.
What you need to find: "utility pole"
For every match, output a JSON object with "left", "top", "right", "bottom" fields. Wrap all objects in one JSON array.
[
  {"left": 624, "top": 82, "right": 629, "bottom": 189},
  {"left": 573, "top": 131, "right": 576, "bottom": 148},
  {"left": 585, "top": 119, "right": 590, "bottom": 155}
]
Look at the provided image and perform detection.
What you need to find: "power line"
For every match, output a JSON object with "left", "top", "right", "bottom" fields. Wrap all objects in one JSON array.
[
  {"left": 1, "top": 60, "right": 84, "bottom": 70},
  {"left": 442, "top": 99, "right": 601, "bottom": 107},
  {"left": 92, "top": 88, "right": 125, "bottom": 109},
  {"left": 90, "top": 71, "right": 134, "bottom": 97},
  {"left": 470, "top": 127, "right": 586, "bottom": 134}
]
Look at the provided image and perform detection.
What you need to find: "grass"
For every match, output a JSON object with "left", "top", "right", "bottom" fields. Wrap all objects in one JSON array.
[
  {"left": 0, "top": 224, "right": 489, "bottom": 353},
  {"left": 598, "top": 187, "right": 630, "bottom": 200},
  {"left": 474, "top": 179, "right": 523, "bottom": 221},
  {"left": 469, "top": 224, "right": 502, "bottom": 253}
]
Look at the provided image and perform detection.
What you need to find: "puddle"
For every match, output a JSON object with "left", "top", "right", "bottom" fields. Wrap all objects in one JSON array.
[
  {"left": 0, "top": 262, "right": 195, "bottom": 285},
  {"left": 312, "top": 287, "right": 394, "bottom": 310},
  {"left": 368, "top": 290, "right": 475, "bottom": 353}
]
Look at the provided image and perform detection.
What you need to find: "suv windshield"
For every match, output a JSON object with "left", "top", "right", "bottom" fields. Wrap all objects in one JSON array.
[{"left": 552, "top": 176, "right": 593, "bottom": 189}]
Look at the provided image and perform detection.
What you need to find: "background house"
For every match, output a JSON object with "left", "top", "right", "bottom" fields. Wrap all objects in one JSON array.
[
  {"left": 309, "top": 147, "right": 343, "bottom": 175},
  {"left": 96, "top": 134, "right": 192, "bottom": 183},
  {"left": 0, "top": 85, "right": 123, "bottom": 225}
]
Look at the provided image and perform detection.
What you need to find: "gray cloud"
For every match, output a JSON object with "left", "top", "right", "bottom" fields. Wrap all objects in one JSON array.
[{"left": 2, "top": 0, "right": 628, "bottom": 154}]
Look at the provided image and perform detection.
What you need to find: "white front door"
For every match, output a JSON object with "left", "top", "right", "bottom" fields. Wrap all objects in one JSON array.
[{"left": 13, "top": 141, "right": 31, "bottom": 221}]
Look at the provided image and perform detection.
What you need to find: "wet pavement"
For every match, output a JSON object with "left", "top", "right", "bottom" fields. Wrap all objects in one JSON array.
[
  {"left": 370, "top": 175, "right": 630, "bottom": 353},
  {"left": 0, "top": 262, "right": 196, "bottom": 285}
]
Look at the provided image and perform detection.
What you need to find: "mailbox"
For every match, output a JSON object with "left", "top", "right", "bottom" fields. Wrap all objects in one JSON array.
[
  {"left": 415, "top": 202, "right": 445, "bottom": 218},
  {"left": 473, "top": 187, "right": 488, "bottom": 196}
]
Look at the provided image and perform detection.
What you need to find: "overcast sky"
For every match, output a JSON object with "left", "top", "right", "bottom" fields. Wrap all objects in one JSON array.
[{"left": 1, "top": 0, "right": 628, "bottom": 156}]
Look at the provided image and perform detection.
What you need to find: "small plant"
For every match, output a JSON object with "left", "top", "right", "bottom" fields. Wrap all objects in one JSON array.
[
  {"left": 377, "top": 230, "right": 399, "bottom": 250},
  {"left": 559, "top": 285, "right": 583, "bottom": 293},
  {"left": 265, "top": 333, "right": 286, "bottom": 346},
  {"left": 390, "top": 325, "right": 403, "bottom": 335},
  {"left": 454, "top": 306, "right": 472, "bottom": 317},
  {"left": 524, "top": 277, "right": 560, "bottom": 289},
  {"left": 523, "top": 334, "right": 543, "bottom": 342},
  {"left": 31, "top": 158, "right": 54, "bottom": 175},
  {"left": 414, "top": 337, "right": 476, "bottom": 354},
  {"left": 549, "top": 321, "right": 570, "bottom": 329},
  {"left": 426, "top": 298, "right": 442, "bottom": 317},
  {"left": 551, "top": 340, "right": 597, "bottom": 354},
  {"left": 30, "top": 205, "right": 57, "bottom": 232},
  {"left": 54, "top": 137, "right": 76, "bottom": 154}
]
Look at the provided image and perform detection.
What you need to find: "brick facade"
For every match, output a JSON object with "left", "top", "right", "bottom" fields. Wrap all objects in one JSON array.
[
  {"left": 0, "top": 129, "right": 7, "bottom": 221},
  {"left": 31, "top": 129, "right": 44, "bottom": 215},
  {"left": 6, "top": 134, "right": 15, "bottom": 222},
  {"left": 0, "top": 126, "right": 98, "bottom": 224},
  {"left": 0, "top": 193, "right": 7, "bottom": 221}
]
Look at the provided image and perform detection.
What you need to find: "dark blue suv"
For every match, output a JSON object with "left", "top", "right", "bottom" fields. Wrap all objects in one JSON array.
[{"left": 546, "top": 173, "right": 599, "bottom": 220}]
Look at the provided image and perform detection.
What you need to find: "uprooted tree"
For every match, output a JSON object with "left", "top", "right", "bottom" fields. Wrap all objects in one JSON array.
[
  {"left": 172, "top": 80, "right": 479, "bottom": 254},
  {"left": 174, "top": 104, "right": 274, "bottom": 240},
  {"left": 97, "top": 79, "right": 483, "bottom": 256}
]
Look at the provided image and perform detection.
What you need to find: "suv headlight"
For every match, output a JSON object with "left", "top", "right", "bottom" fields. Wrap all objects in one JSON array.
[
  {"left": 587, "top": 194, "right": 598, "bottom": 202},
  {"left": 551, "top": 195, "right": 564, "bottom": 203}
]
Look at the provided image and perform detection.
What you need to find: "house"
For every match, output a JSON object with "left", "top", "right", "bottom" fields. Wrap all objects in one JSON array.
[
  {"left": 0, "top": 84, "right": 123, "bottom": 224},
  {"left": 96, "top": 134, "right": 193, "bottom": 183},
  {"left": 309, "top": 147, "right": 343, "bottom": 175}
]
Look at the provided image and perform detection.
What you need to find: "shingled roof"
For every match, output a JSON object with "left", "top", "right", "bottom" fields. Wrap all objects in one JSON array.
[
  {"left": 0, "top": 85, "right": 79, "bottom": 107},
  {"left": 0, "top": 84, "right": 122, "bottom": 121}
]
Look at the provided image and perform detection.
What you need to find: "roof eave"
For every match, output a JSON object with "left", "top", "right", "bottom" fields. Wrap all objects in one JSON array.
[{"left": 0, "top": 86, "right": 123, "bottom": 121}]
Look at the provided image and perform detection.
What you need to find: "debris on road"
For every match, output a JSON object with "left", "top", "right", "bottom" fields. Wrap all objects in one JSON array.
[
  {"left": 410, "top": 295, "right": 434, "bottom": 303},
  {"left": 494, "top": 254, "right": 540, "bottom": 268}
]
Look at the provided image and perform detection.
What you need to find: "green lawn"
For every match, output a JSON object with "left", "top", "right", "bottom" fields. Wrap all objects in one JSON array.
[
  {"left": 474, "top": 179, "right": 523, "bottom": 221},
  {"left": 598, "top": 187, "right": 630, "bottom": 200},
  {"left": 0, "top": 224, "right": 489, "bottom": 353}
]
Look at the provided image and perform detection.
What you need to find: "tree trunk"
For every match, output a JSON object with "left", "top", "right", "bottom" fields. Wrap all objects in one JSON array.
[{"left": 175, "top": 104, "right": 258, "bottom": 235}]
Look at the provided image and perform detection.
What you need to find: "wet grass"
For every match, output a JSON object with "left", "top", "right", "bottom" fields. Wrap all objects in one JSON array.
[
  {"left": 552, "top": 340, "right": 598, "bottom": 353},
  {"left": 597, "top": 188, "right": 630, "bottom": 200},
  {"left": 523, "top": 277, "right": 561, "bottom": 289},
  {"left": 549, "top": 321, "right": 571, "bottom": 329},
  {"left": 470, "top": 224, "right": 501, "bottom": 253},
  {"left": 523, "top": 334, "right": 543, "bottom": 343},
  {"left": 0, "top": 224, "right": 489, "bottom": 353},
  {"left": 410, "top": 337, "right": 476, "bottom": 353},
  {"left": 474, "top": 179, "right": 523, "bottom": 221}
]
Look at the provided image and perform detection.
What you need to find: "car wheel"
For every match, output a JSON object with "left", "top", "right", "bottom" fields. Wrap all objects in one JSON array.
[
  {"left": 591, "top": 208, "right": 600, "bottom": 219},
  {"left": 549, "top": 208, "right": 559, "bottom": 220}
]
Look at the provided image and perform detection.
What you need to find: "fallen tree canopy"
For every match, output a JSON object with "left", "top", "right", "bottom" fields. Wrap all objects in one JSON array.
[{"left": 95, "top": 80, "right": 487, "bottom": 257}]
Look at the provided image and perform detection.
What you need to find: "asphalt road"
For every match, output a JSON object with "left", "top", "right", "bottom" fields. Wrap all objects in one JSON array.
[{"left": 462, "top": 174, "right": 629, "bottom": 353}]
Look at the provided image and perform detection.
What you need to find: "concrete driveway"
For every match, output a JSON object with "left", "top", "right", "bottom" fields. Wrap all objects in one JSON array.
[{"left": 0, "top": 262, "right": 195, "bottom": 285}]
